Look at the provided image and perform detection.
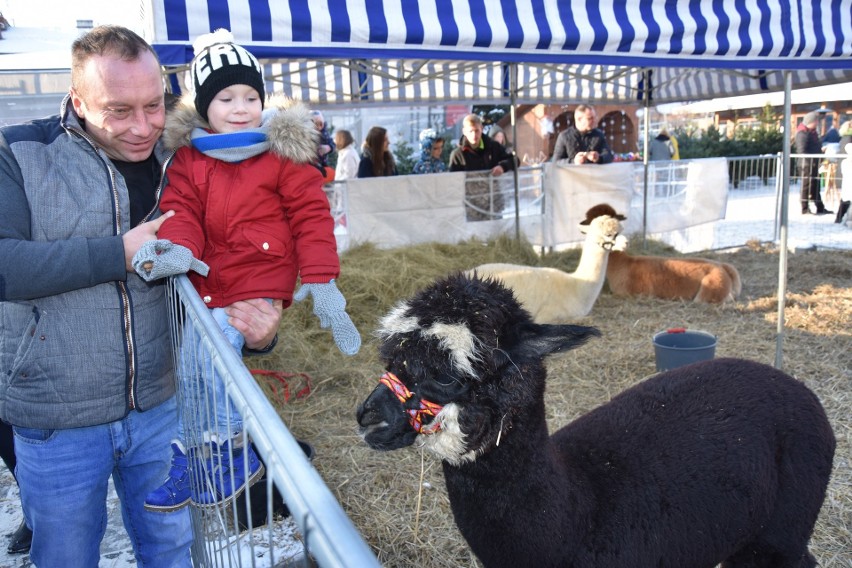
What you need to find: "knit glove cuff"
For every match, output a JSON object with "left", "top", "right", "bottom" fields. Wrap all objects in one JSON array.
[
  {"left": 294, "top": 280, "right": 361, "bottom": 355},
  {"left": 133, "top": 239, "right": 210, "bottom": 282}
]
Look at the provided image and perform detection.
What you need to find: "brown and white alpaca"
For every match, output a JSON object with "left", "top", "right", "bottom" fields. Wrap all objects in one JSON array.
[
  {"left": 585, "top": 204, "right": 742, "bottom": 304},
  {"left": 469, "top": 213, "right": 627, "bottom": 323}
]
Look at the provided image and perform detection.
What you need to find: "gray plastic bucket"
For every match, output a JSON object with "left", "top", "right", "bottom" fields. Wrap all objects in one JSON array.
[{"left": 652, "top": 328, "right": 717, "bottom": 372}]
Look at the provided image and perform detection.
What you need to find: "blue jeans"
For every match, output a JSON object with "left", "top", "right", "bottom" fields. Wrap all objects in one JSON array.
[
  {"left": 13, "top": 396, "right": 193, "bottom": 567},
  {"left": 177, "top": 306, "right": 254, "bottom": 443}
]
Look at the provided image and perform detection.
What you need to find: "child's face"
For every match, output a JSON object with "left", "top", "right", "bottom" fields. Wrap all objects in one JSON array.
[{"left": 206, "top": 84, "right": 263, "bottom": 133}]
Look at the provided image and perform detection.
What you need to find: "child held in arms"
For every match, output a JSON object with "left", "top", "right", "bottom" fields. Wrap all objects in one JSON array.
[{"left": 132, "top": 29, "right": 360, "bottom": 511}]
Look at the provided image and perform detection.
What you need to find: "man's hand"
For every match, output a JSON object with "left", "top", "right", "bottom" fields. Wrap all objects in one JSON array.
[
  {"left": 225, "top": 298, "right": 283, "bottom": 350},
  {"left": 574, "top": 152, "right": 588, "bottom": 164},
  {"left": 587, "top": 150, "right": 600, "bottom": 163},
  {"left": 122, "top": 210, "right": 175, "bottom": 271},
  {"left": 490, "top": 164, "right": 505, "bottom": 177}
]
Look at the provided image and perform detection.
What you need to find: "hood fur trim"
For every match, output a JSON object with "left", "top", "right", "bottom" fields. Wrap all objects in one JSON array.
[{"left": 162, "top": 93, "right": 320, "bottom": 164}]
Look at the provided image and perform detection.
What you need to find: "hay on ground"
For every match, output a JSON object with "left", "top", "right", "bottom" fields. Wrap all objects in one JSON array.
[{"left": 249, "top": 236, "right": 851, "bottom": 568}]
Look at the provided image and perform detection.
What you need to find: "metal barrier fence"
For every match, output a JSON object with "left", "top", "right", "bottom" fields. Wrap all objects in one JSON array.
[{"left": 165, "top": 275, "right": 380, "bottom": 568}]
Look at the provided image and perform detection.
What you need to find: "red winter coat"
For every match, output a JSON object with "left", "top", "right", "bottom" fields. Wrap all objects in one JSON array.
[{"left": 158, "top": 96, "right": 339, "bottom": 308}]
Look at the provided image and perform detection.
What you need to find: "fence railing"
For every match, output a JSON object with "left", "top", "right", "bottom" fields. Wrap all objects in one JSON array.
[{"left": 165, "top": 275, "right": 380, "bottom": 568}]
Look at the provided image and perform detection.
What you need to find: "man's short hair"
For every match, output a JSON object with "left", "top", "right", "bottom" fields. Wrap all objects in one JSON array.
[
  {"left": 71, "top": 25, "right": 159, "bottom": 91},
  {"left": 463, "top": 113, "right": 483, "bottom": 127},
  {"left": 574, "top": 104, "right": 595, "bottom": 118}
]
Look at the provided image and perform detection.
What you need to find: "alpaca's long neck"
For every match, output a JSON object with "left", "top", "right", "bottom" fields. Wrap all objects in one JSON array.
[{"left": 554, "top": 237, "right": 610, "bottom": 315}]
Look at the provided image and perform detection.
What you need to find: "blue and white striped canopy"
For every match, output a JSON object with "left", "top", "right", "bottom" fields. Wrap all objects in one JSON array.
[{"left": 149, "top": 0, "right": 852, "bottom": 105}]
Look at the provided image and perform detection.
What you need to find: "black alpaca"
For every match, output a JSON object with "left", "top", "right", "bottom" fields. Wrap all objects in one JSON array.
[{"left": 356, "top": 273, "right": 836, "bottom": 568}]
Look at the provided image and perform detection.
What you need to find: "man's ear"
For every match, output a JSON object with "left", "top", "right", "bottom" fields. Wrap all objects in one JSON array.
[{"left": 69, "top": 87, "right": 86, "bottom": 119}]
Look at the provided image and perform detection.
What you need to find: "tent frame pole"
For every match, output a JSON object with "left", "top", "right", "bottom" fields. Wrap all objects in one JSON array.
[
  {"left": 774, "top": 71, "right": 792, "bottom": 369},
  {"left": 510, "top": 63, "right": 521, "bottom": 242},
  {"left": 641, "top": 68, "right": 652, "bottom": 249}
]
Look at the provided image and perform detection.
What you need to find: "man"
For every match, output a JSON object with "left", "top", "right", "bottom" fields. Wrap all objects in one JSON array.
[
  {"left": 795, "top": 111, "right": 832, "bottom": 215},
  {"left": 0, "top": 26, "right": 281, "bottom": 566},
  {"left": 551, "top": 104, "right": 614, "bottom": 165},
  {"left": 449, "top": 114, "right": 516, "bottom": 221}
]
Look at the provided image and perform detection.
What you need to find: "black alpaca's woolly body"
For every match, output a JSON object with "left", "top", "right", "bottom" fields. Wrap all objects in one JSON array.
[{"left": 357, "top": 273, "right": 835, "bottom": 568}]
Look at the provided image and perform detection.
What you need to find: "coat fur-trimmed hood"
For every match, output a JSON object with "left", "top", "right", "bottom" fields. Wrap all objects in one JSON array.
[{"left": 162, "top": 93, "right": 320, "bottom": 164}]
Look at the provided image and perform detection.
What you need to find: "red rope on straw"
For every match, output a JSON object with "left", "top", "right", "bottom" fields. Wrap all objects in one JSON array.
[{"left": 250, "top": 369, "right": 313, "bottom": 405}]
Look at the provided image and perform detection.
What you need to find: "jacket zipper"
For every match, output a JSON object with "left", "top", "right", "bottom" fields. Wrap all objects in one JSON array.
[{"left": 64, "top": 115, "right": 145, "bottom": 411}]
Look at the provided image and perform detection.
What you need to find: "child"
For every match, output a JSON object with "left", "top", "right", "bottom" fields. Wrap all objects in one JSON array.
[
  {"left": 311, "top": 109, "right": 336, "bottom": 182},
  {"left": 133, "top": 29, "right": 360, "bottom": 511}
]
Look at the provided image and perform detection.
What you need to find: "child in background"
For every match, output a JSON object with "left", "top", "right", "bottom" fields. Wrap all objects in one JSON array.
[
  {"left": 311, "top": 109, "right": 336, "bottom": 182},
  {"left": 412, "top": 128, "right": 447, "bottom": 174},
  {"left": 133, "top": 29, "right": 360, "bottom": 511}
]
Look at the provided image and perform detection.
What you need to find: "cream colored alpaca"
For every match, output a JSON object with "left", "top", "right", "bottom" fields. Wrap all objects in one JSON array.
[{"left": 471, "top": 214, "right": 627, "bottom": 323}]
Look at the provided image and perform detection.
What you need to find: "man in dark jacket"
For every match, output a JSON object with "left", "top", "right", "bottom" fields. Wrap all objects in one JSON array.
[
  {"left": 795, "top": 111, "right": 832, "bottom": 215},
  {"left": 449, "top": 113, "right": 516, "bottom": 221},
  {"left": 551, "top": 104, "right": 614, "bottom": 165}
]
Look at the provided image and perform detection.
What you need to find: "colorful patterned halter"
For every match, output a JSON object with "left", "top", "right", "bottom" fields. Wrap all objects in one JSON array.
[{"left": 379, "top": 372, "right": 444, "bottom": 434}]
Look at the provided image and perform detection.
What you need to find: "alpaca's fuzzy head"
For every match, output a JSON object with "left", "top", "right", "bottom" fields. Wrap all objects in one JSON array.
[
  {"left": 579, "top": 214, "right": 627, "bottom": 252},
  {"left": 356, "top": 273, "right": 599, "bottom": 465}
]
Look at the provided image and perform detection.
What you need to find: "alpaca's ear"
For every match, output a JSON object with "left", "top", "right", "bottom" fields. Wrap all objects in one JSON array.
[{"left": 511, "top": 323, "right": 600, "bottom": 362}]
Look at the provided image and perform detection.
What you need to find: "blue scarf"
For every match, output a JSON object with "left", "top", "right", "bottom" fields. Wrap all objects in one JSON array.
[{"left": 191, "top": 124, "right": 270, "bottom": 162}]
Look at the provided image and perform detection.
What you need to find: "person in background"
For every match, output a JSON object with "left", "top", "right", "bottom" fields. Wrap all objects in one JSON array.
[
  {"left": 795, "top": 111, "right": 833, "bottom": 215},
  {"left": 449, "top": 113, "right": 515, "bottom": 221},
  {"left": 489, "top": 124, "right": 511, "bottom": 153},
  {"left": 648, "top": 128, "right": 675, "bottom": 161},
  {"left": 551, "top": 104, "right": 614, "bottom": 165},
  {"left": 310, "top": 109, "right": 335, "bottom": 182},
  {"left": 668, "top": 129, "right": 680, "bottom": 159},
  {"left": 837, "top": 142, "right": 852, "bottom": 224},
  {"left": 334, "top": 129, "right": 359, "bottom": 181},
  {"left": 412, "top": 128, "right": 447, "bottom": 174},
  {"left": 132, "top": 29, "right": 360, "bottom": 512},
  {"left": 358, "top": 126, "right": 397, "bottom": 177},
  {"left": 0, "top": 24, "right": 281, "bottom": 567}
]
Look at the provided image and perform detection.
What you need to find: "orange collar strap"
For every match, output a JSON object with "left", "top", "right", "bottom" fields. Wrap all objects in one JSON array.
[{"left": 379, "top": 372, "right": 443, "bottom": 434}]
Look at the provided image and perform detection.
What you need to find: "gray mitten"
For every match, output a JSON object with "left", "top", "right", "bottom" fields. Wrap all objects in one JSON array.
[
  {"left": 294, "top": 280, "right": 361, "bottom": 355},
  {"left": 133, "top": 239, "right": 210, "bottom": 282}
]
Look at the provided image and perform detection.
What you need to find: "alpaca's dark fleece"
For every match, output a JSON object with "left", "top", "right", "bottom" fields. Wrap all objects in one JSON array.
[{"left": 358, "top": 273, "right": 835, "bottom": 568}]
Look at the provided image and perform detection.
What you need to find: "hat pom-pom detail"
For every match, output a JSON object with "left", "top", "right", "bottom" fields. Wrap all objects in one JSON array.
[{"left": 193, "top": 28, "right": 235, "bottom": 57}]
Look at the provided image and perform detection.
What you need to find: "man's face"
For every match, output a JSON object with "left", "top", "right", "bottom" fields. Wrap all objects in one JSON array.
[
  {"left": 574, "top": 109, "right": 597, "bottom": 134},
  {"left": 463, "top": 120, "right": 483, "bottom": 146},
  {"left": 70, "top": 50, "right": 165, "bottom": 162}
]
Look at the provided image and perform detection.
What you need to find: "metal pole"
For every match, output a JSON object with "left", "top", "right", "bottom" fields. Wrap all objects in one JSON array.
[
  {"left": 511, "top": 63, "right": 521, "bottom": 241},
  {"left": 641, "top": 69, "right": 651, "bottom": 248},
  {"left": 774, "top": 71, "right": 792, "bottom": 370}
]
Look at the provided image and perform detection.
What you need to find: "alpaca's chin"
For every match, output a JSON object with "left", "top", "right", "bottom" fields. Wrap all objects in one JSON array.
[{"left": 360, "top": 425, "right": 418, "bottom": 451}]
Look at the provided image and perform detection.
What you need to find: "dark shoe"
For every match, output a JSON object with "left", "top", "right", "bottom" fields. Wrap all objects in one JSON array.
[
  {"left": 7, "top": 519, "right": 32, "bottom": 555},
  {"left": 835, "top": 201, "right": 850, "bottom": 223},
  {"left": 144, "top": 441, "right": 193, "bottom": 512},
  {"left": 235, "top": 440, "right": 315, "bottom": 531},
  {"left": 801, "top": 209, "right": 812, "bottom": 215},
  {"left": 815, "top": 208, "right": 833, "bottom": 216}
]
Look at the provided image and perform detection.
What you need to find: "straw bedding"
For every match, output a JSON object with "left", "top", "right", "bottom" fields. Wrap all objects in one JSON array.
[{"left": 251, "top": 236, "right": 851, "bottom": 567}]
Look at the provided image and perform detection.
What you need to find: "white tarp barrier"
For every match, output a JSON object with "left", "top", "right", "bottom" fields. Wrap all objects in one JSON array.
[
  {"left": 338, "top": 159, "right": 728, "bottom": 251},
  {"left": 545, "top": 162, "right": 635, "bottom": 244},
  {"left": 344, "top": 172, "right": 517, "bottom": 249}
]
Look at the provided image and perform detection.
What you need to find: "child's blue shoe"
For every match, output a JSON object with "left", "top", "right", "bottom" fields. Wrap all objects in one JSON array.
[
  {"left": 194, "top": 440, "right": 264, "bottom": 507},
  {"left": 144, "top": 441, "right": 193, "bottom": 512}
]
